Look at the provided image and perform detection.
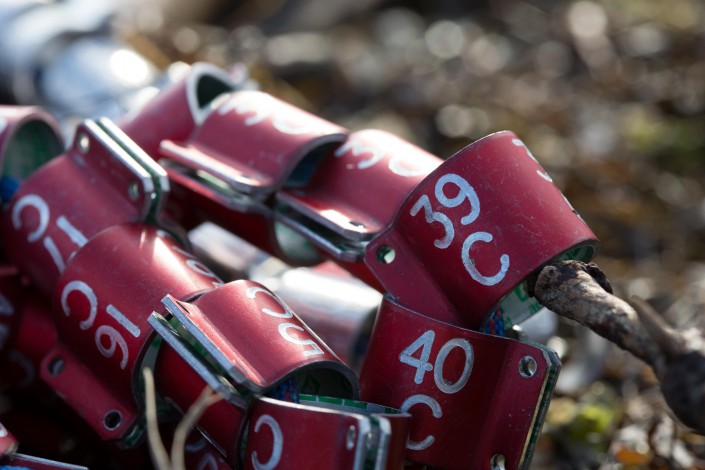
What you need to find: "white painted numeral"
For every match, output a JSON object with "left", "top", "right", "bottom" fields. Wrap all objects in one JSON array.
[
  {"left": 389, "top": 155, "right": 432, "bottom": 177},
  {"left": 512, "top": 138, "right": 552, "bottom": 182},
  {"left": 43, "top": 236, "right": 66, "bottom": 272},
  {"left": 251, "top": 414, "right": 283, "bottom": 470},
  {"left": 218, "top": 93, "right": 316, "bottom": 135},
  {"left": 247, "top": 285, "right": 325, "bottom": 357},
  {"left": 435, "top": 173, "right": 480, "bottom": 226},
  {"left": 461, "top": 232, "right": 510, "bottom": 287},
  {"left": 56, "top": 215, "right": 88, "bottom": 247},
  {"left": 399, "top": 331, "right": 474, "bottom": 395},
  {"left": 61, "top": 280, "right": 98, "bottom": 330},
  {"left": 60, "top": 280, "right": 137, "bottom": 370},
  {"left": 399, "top": 330, "right": 435, "bottom": 385},
  {"left": 12, "top": 194, "right": 49, "bottom": 243},
  {"left": 398, "top": 332, "right": 475, "bottom": 451},
  {"left": 400, "top": 395, "right": 442, "bottom": 451},
  {"left": 246, "top": 286, "right": 294, "bottom": 318},
  {"left": 335, "top": 140, "right": 384, "bottom": 170},
  {"left": 170, "top": 245, "right": 223, "bottom": 287},
  {"left": 106, "top": 305, "right": 141, "bottom": 338},
  {"left": 410, "top": 173, "right": 510, "bottom": 287},
  {"left": 278, "top": 323, "right": 324, "bottom": 357},
  {"left": 187, "top": 259, "right": 224, "bottom": 286},
  {"left": 271, "top": 117, "right": 316, "bottom": 136},
  {"left": 335, "top": 137, "right": 434, "bottom": 177},
  {"left": 433, "top": 338, "right": 473, "bottom": 394},
  {"left": 95, "top": 325, "right": 129, "bottom": 370},
  {"left": 218, "top": 95, "right": 268, "bottom": 125},
  {"left": 12, "top": 194, "right": 86, "bottom": 273},
  {"left": 410, "top": 195, "right": 454, "bottom": 249}
]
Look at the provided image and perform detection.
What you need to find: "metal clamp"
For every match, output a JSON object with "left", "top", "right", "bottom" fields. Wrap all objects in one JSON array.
[
  {"left": 360, "top": 296, "right": 560, "bottom": 469},
  {"left": 277, "top": 129, "right": 441, "bottom": 263},
  {"left": 245, "top": 395, "right": 411, "bottom": 470},
  {"left": 151, "top": 279, "right": 358, "bottom": 398},
  {"left": 365, "top": 131, "right": 597, "bottom": 328},
  {"left": 3, "top": 116, "right": 171, "bottom": 294}
]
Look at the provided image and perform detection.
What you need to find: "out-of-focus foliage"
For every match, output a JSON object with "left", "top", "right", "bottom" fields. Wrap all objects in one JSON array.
[{"left": 123, "top": 0, "right": 705, "bottom": 467}]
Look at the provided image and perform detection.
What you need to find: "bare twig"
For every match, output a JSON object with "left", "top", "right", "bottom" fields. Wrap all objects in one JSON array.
[
  {"left": 630, "top": 297, "right": 705, "bottom": 433},
  {"left": 528, "top": 259, "right": 705, "bottom": 434},
  {"left": 527, "top": 260, "right": 666, "bottom": 374},
  {"left": 630, "top": 297, "right": 686, "bottom": 360}
]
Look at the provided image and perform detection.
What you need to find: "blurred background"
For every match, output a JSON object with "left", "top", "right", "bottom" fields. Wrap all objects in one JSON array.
[
  {"left": 120, "top": 0, "right": 705, "bottom": 313},
  {"left": 5, "top": 0, "right": 705, "bottom": 467},
  {"left": 122, "top": 0, "right": 705, "bottom": 468}
]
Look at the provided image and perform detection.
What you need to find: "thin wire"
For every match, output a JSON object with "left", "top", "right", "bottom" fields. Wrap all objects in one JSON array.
[
  {"left": 143, "top": 367, "right": 172, "bottom": 470},
  {"left": 170, "top": 386, "right": 224, "bottom": 470}
]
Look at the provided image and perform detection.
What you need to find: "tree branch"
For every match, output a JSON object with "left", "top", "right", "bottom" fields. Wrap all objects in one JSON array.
[{"left": 528, "top": 259, "right": 705, "bottom": 434}]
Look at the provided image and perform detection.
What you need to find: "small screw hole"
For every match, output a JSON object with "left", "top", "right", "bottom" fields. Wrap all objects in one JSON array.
[
  {"left": 48, "top": 357, "right": 64, "bottom": 376},
  {"left": 128, "top": 181, "right": 140, "bottom": 201},
  {"left": 519, "top": 356, "right": 537, "bottom": 378},
  {"left": 103, "top": 410, "right": 122, "bottom": 431},
  {"left": 376, "top": 245, "right": 395, "bottom": 264},
  {"left": 77, "top": 134, "right": 90, "bottom": 153},
  {"left": 348, "top": 220, "right": 366, "bottom": 229},
  {"left": 491, "top": 454, "right": 506, "bottom": 470},
  {"left": 346, "top": 425, "right": 356, "bottom": 450}
]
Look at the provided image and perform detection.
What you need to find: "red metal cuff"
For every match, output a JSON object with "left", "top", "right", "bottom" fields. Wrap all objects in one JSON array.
[
  {"left": 360, "top": 296, "right": 560, "bottom": 469},
  {"left": 366, "top": 130, "right": 598, "bottom": 328}
]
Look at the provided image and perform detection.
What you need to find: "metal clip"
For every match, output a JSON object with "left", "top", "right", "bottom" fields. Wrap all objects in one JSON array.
[
  {"left": 71, "top": 118, "right": 169, "bottom": 225},
  {"left": 156, "top": 90, "right": 347, "bottom": 265},
  {"left": 365, "top": 131, "right": 598, "bottom": 328},
  {"left": 152, "top": 280, "right": 358, "bottom": 399},
  {"left": 3, "top": 116, "right": 173, "bottom": 293},
  {"left": 276, "top": 129, "right": 441, "bottom": 263},
  {"left": 160, "top": 90, "right": 346, "bottom": 198},
  {"left": 360, "top": 296, "right": 560, "bottom": 469},
  {"left": 148, "top": 311, "right": 246, "bottom": 408},
  {"left": 119, "top": 62, "right": 239, "bottom": 158},
  {"left": 149, "top": 279, "right": 361, "bottom": 464},
  {"left": 244, "top": 396, "right": 411, "bottom": 470}
]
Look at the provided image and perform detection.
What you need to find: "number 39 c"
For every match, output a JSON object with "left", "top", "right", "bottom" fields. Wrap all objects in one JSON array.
[{"left": 410, "top": 173, "right": 510, "bottom": 286}]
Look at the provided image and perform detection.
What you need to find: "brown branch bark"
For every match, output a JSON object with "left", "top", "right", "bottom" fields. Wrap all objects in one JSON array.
[{"left": 528, "top": 259, "right": 705, "bottom": 434}]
